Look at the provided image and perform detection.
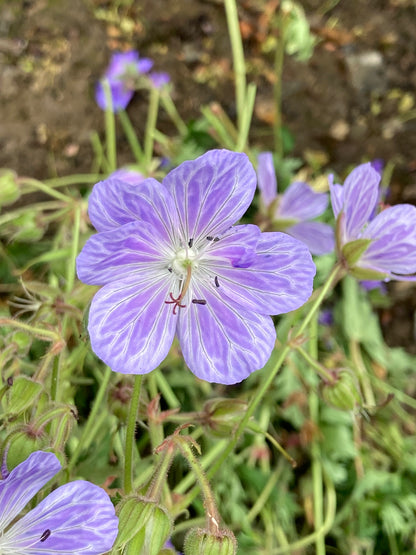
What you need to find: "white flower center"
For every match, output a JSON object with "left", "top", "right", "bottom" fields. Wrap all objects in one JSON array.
[{"left": 171, "top": 247, "right": 199, "bottom": 278}]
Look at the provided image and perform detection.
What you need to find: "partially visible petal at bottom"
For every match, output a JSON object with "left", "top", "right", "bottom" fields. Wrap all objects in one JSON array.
[
  {"left": 177, "top": 285, "right": 276, "bottom": 385},
  {"left": 287, "top": 221, "right": 335, "bottom": 255},
  {"left": 6, "top": 481, "right": 118, "bottom": 554},
  {"left": 88, "top": 273, "right": 177, "bottom": 374}
]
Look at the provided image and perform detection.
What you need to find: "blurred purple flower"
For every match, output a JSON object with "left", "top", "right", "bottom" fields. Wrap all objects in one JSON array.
[
  {"left": 110, "top": 168, "right": 146, "bottom": 186},
  {"left": 95, "top": 50, "right": 153, "bottom": 112},
  {"left": 318, "top": 308, "right": 333, "bottom": 326},
  {"left": 329, "top": 162, "right": 416, "bottom": 281},
  {"left": 77, "top": 150, "right": 316, "bottom": 384},
  {"left": 149, "top": 71, "right": 171, "bottom": 89},
  {"left": 257, "top": 152, "right": 335, "bottom": 255},
  {"left": 0, "top": 451, "right": 118, "bottom": 554},
  {"left": 370, "top": 158, "right": 384, "bottom": 176}
]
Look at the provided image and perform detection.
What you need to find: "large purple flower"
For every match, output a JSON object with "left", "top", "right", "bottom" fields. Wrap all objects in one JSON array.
[
  {"left": 0, "top": 451, "right": 118, "bottom": 554},
  {"left": 77, "top": 150, "right": 316, "bottom": 384},
  {"left": 329, "top": 162, "right": 416, "bottom": 280},
  {"left": 257, "top": 152, "right": 334, "bottom": 255},
  {"left": 95, "top": 50, "right": 153, "bottom": 112}
]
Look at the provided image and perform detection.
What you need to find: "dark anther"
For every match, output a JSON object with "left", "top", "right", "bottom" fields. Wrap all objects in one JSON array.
[
  {"left": 40, "top": 529, "right": 51, "bottom": 542},
  {"left": 206, "top": 236, "right": 213, "bottom": 241},
  {"left": 192, "top": 299, "right": 207, "bottom": 305},
  {"left": 214, "top": 276, "right": 220, "bottom": 288},
  {"left": 7, "top": 377, "right": 13, "bottom": 387},
  {"left": 188, "top": 238, "right": 194, "bottom": 248},
  {"left": 168, "top": 267, "right": 173, "bottom": 273},
  {"left": 213, "top": 237, "right": 220, "bottom": 242}
]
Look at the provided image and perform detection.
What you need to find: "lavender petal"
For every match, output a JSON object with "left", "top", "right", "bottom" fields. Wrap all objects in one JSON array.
[
  {"left": 0, "top": 451, "right": 60, "bottom": 533},
  {"left": 209, "top": 232, "right": 315, "bottom": 316},
  {"left": 287, "top": 221, "right": 335, "bottom": 255},
  {"left": 177, "top": 284, "right": 276, "bottom": 384},
  {"left": 257, "top": 152, "right": 278, "bottom": 207},
  {"left": 88, "top": 273, "right": 177, "bottom": 374},
  {"left": 278, "top": 182, "right": 328, "bottom": 221},
  {"left": 342, "top": 163, "right": 380, "bottom": 242},
  {"left": 76, "top": 220, "right": 170, "bottom": 286},
  {"left": 359, "top": 204, "right": 416, "bottom": 275},
  {"left": 162, "top": 150, "right": 256, "bottom": 240},
  {"left": 328, "top": 175, "right": 344, "bottom": 218},
  {"left": 87, "top": 177, "right": 178, "bottom": 237},
  {"left": 203, "top": 224, "right": 260, "bottom": 269},
  {"left": 95, "top": 80, "right": 134, "bottom": 112},
  {"left": 6, "top": 480, "right": 118, "bottom": 554}
]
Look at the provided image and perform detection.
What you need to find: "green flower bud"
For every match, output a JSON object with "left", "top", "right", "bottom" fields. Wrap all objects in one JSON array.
[
  {"left": 0, "top": 169, "right": 20, "bottom": 207},
  {"left": 321, "top": 370, "right": 362, "bottom": 411},
  {"left": 6, "top": 430, "right": 47, "bottom": 469},
  {"left": 341, "top": 239, "right": 372, "bottom": 267},
  {"left": 184, "top": 528, "right": 237, "bottom": 555},
  {"left": 11, "top": 212, "right": 45, "bottom": 242},
  {"left": 115, "top": 496, "right": 172, "bottom": 555},
  {"left": 4, "top": 376, "right": 43, "bottom": 417},
  {"left": 203, "top": 398, "right": 247, "bottom": 438}
]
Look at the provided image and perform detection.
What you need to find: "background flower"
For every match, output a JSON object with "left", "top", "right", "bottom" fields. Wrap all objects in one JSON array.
[
  {"left": 95, "top": 50, "right": 153, "bottom": 112},
  {"left": 329, "top": 162, "right": 416, "bottom": 280},
  {"left": 0, "top": 451, "right": 118, "bottom": 554},
  {"left": 257, "top": 152, "right": 334, "bottom": 255},
  {"left": 77, "top": 150, "right": 316, "bottom": 384}
]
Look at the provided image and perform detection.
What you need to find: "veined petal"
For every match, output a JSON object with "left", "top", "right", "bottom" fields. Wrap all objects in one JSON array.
[
  {"left": 5, "top": 481, "right": 118, "bottom": 554},
  {"left": 278, "top": 182, "right": 328, "bottom": 221},
  {"left": 257, "top": 152, "right": 278, "bottom": 207},
  {"left": 206, "top": 232, "right": 315, "bottom": 316},
  {"left": 76, "top": 220, "right": 169, "bottom": 286},
  {"left": 88, "top": 272, "right": 177, "bottom": 374},
  {"left": 328, "top": 175, "right": 344, "bottom": 218},
  {"left": 359, "top": 204, "right": 416, "bottom": 274},
  {"left": 342, "top": 163, "right": 380, "bottom": 242},
  {"left": 177, "top": 284, "right": 276, "bottom": 384},
  {"left": 287, "top": 221, "right": 335, "bottom": 255},
  {"left": 202, "top": 225, "right": 260, "bottom": 269},
  {"left": 0, "top": 451, "right": 60, "bottom": 533},
  {"left": 162, "top": 150, "right": 256, "bottom": 240},
  {"left": 87, "top": 178, "right": 178, "bottom": 241}
]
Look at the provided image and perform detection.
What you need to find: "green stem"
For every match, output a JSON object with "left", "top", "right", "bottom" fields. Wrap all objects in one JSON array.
[
  {"left": 247, "top": 459, "right": 284, "bottom": 523},
  {"left": 102, "top": 79, "right": 117, "bottom": 173},
  {"left": 308, "top": 317, "right": 326, "bottom": 555},
  {"left": 144, "top": 87, "right": 160, "bottom": 169},
  {"left": 273, "top": 12, "right": 288, "bottom": 158},
  {"left": 154, "top": 369, "right": 180, "bottom": 408},
  {"left": 236, "top": 82, "right": 256, "bottom": 151},
  {"left": 18, "top": 178, "right": 73, "bottom": 203},
  {"left": 124, "top": 374, "right": 143, "bottom": 494},
  {"left": 67, "top": 366, "right": 112, "bottom": 474},
  {"left": 224, "top": 0, "right": 246, "bottom": 132},
  {"left": 350, "top": 339, "right": 376, "bottom": 407},
  {"left": 118, "top": 110, "right": 145, "bottom": 165},
  {"left": 295, "top": 345, "right": 336, "bottom": 384},
  {"left": 160, "top": 93, "right": 188, "bottom": 136},
  {"left": 44, "top": 174, "right": 104, "bottom": 188}
]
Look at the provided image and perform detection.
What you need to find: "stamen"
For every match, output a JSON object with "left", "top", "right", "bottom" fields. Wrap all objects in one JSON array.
[
  {"left": 214, "top": 276, "right": 220, "bottom": 288},
  {"left": 213, "top": 237, "right": 220, "bottom": 242},
  {"left": 188, "top": 238, "right": 194, "bottom": 248},
  {"left": 40, "top": 530, "right": 51, "bottom": 542},
  {"left": 168, "top": 267, "right": 172, "bottom": 273},
  {"left": 207, "top": 236, "right": 213, "bottom": 241},
  {"left": 192, "top": 299, "right": 207, "bottom": 305}
]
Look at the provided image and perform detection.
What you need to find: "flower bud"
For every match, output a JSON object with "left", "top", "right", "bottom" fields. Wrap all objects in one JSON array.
[
  {"left": 4, "top": 376, "right": 43, "bottom": 417},
  {"left": 202, "top": 398, "right": 247, "bottom": 438},
  {"left": 115, "top": 496, "right": 172, "bottom": 555},
  {"left": 321, "top": 370, "right": 362, "bottom": 411},
  {"left": 5, "top": 430, "right": 46, "bottom": 469},
  {"left": 184, "top": 528, "right": 237, "bottom": 555},
  {"left": 0, "top": 169, "right": 20, "bottom": 207}
]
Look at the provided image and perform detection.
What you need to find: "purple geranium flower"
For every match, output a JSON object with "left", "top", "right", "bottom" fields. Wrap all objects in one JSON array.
[
  {"left": 329, "top": 162, "right": 416, "bottom": 281},
  {"left": 149, "top": 71, "right": 171, "bottom": 89},
  {"left": 77, "top": 150, "right": 316, "bottom": 384},
  {"left": 257, "top": 152, "right": 335, "bottom": 255},
  {"left": 95, "top": 50, "right": 153, "bottom": 112},
  {"left": 0, "top": 451, "right": 118, "bottom": 554}
]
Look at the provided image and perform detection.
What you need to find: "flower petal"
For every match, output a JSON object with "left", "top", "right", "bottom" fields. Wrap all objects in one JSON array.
[
  {"left": 359, "top": 204, "right": 416, "bottom": 275},
  {"left": 0, "top": 451, "right": 60, "bottom": 533},
  {"left": 87, "top": 178, "right": 178, "bottom": 240},
  {"left": 257, "top": 152, "right": 278, "bottom": 207},
  {"left": 5, "top": 480, "right": 118, "bottom": 554},
  {"left": 286, "top": 221, "right": 335, "bottom": 255},
  {"left": 328, "top": 175, "right": 344, "bottom": 218},
  {"left": 88, "top": 273, "right": 177, "bottom": 374},
  {"left": 177, "top": 284, "right": 276, "bottom": 384},
  {"left": 162, "top": 150, "right": 256, "bottom": 240},
  {"left": 278, "top": 182, "right": 328, "bottom": 221},
  {"left": 76, "top": 221, "right": 170, "bottom": 286},
  {"left": 206, "top": 232, "right": 315, "bottom": 316},
  {"left": 202, "top": 224, "right": 260, "bottom": 269},
  {"left": 95, "top": 80, "right": 134, "bottom": 112},
  {"left": 342, "top": 163, "right": 380, "bottom": 242}
]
